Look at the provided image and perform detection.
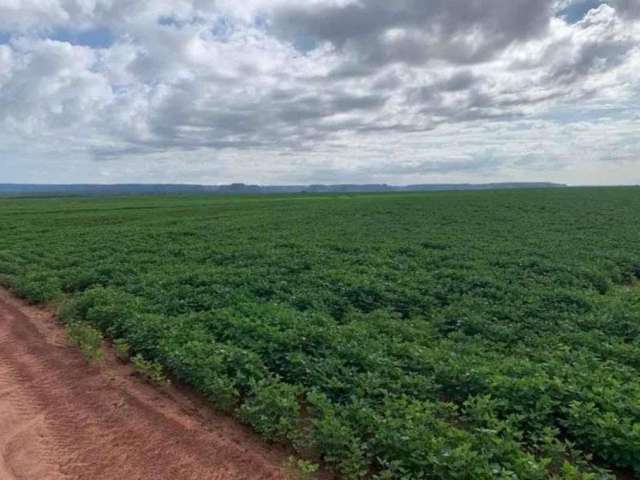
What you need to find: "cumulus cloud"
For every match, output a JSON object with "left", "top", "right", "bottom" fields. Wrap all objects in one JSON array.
[{"left": 0, "top": 0, "right": 639, "bottom": 185}]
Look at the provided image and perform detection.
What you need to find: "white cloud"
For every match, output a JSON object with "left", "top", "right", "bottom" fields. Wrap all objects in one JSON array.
[{"left": 0, "top": 0, "right": 639, "bottom": 185}]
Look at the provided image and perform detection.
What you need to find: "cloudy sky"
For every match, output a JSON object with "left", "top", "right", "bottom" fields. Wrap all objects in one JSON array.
[{"left": 1, "top": 0, "right": 639, "bottom": 185}]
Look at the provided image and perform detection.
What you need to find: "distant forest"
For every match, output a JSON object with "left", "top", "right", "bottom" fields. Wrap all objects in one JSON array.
[{"left": 0, "top": 182, "right": 566, "bottom": 197}]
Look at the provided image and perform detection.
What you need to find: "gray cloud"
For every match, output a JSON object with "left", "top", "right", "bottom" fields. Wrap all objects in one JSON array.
[
  {"left": 615, "top": 0, "right": 640, "bottom": 18},
  {"left": 0, "top": 0, "right": 639, "bottom": 185},
  {"left": 273, "top": 0, "right": 556, "bottom": 70}
]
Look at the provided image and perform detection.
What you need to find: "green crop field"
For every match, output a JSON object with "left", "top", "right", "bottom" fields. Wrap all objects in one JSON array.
[{"left": 1, "top": 188, "right": 639, "bottom": 479}]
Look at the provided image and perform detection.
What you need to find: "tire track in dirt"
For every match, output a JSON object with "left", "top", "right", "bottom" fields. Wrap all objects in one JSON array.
[
  {"left": 0, "top": 315, "right": 66, "bottom": 480},
  {"left": 0, "top": 288, "right": 292, "bottom": 480}
]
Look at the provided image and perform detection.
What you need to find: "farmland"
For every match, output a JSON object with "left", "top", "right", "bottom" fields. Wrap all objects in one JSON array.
[{"left": 0, "top": 187, "right": 639, "bottom": 479}]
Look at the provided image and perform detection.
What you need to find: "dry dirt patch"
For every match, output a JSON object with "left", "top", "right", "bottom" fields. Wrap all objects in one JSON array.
[{"left": 0, "top": 287, "right": 291, "bottom": 480}]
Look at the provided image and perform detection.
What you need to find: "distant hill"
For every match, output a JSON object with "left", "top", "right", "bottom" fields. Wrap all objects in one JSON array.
[{"left": 0, "top": 182, "right": 566, "bottom": 197}]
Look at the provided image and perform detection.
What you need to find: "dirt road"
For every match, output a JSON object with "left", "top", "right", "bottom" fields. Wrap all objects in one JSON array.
[{"left": 0, "top": 288, "right": 289, "bottom": 480}]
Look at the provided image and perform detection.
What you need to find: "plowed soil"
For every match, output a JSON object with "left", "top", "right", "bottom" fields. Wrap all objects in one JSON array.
[{"left": 0, "top": 288, "right": 291, "bottom": 480}]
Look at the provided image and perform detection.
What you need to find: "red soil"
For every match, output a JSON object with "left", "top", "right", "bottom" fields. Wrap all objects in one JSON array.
[{"left": 0, "top": 288, "right": 291, "bottom": 480}]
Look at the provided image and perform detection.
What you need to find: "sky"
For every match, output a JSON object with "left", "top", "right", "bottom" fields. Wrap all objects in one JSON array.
[{"left": 0, "top": 0, "right": 639, "bottom": 186}]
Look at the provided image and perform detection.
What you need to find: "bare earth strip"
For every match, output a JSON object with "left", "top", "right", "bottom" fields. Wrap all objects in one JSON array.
[{"left": 0, "top": 288, "right": 290, "bottom": 480}]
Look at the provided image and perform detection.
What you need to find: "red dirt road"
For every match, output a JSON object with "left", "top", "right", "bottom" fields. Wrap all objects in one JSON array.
[{"left": 0, "top": 288, "right": 289, "bottom": 480}]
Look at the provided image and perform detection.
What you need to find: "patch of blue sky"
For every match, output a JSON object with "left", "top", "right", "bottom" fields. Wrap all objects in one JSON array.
[
  {"left": 158, "top": 15, "right": 208, "bottom": 28},
  {"left": 253, "top": 15, "right": 270, "bottom": 30},
  {"left": 211, "top": 16, "right": 234, "bottom": 40},
  {"left": 291, "top": 33, "right": 319, "bottom": 53},
  {"left": 159, "top": 14, "right": 235, "bottom": 41},
  {"left": 0, "top": 31, "right": 11, "bottom": 44},
  {"left": 541, "top": 104, "right": 637, "bottom": 124},
  {"left": 49, "top": 26, "right": 114, "bottom": 48},
  {"left": 559, "top": 0, "right": 607, "bottom": 23},
  {"left": 111, "top": 84, "right": 130, "bottom": 96},
  {"left": 158, "top": 15, "right": 180, "bottom": 27},
  {"left": 252, "top": 15, "right": 317, "bottom": 53}
]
